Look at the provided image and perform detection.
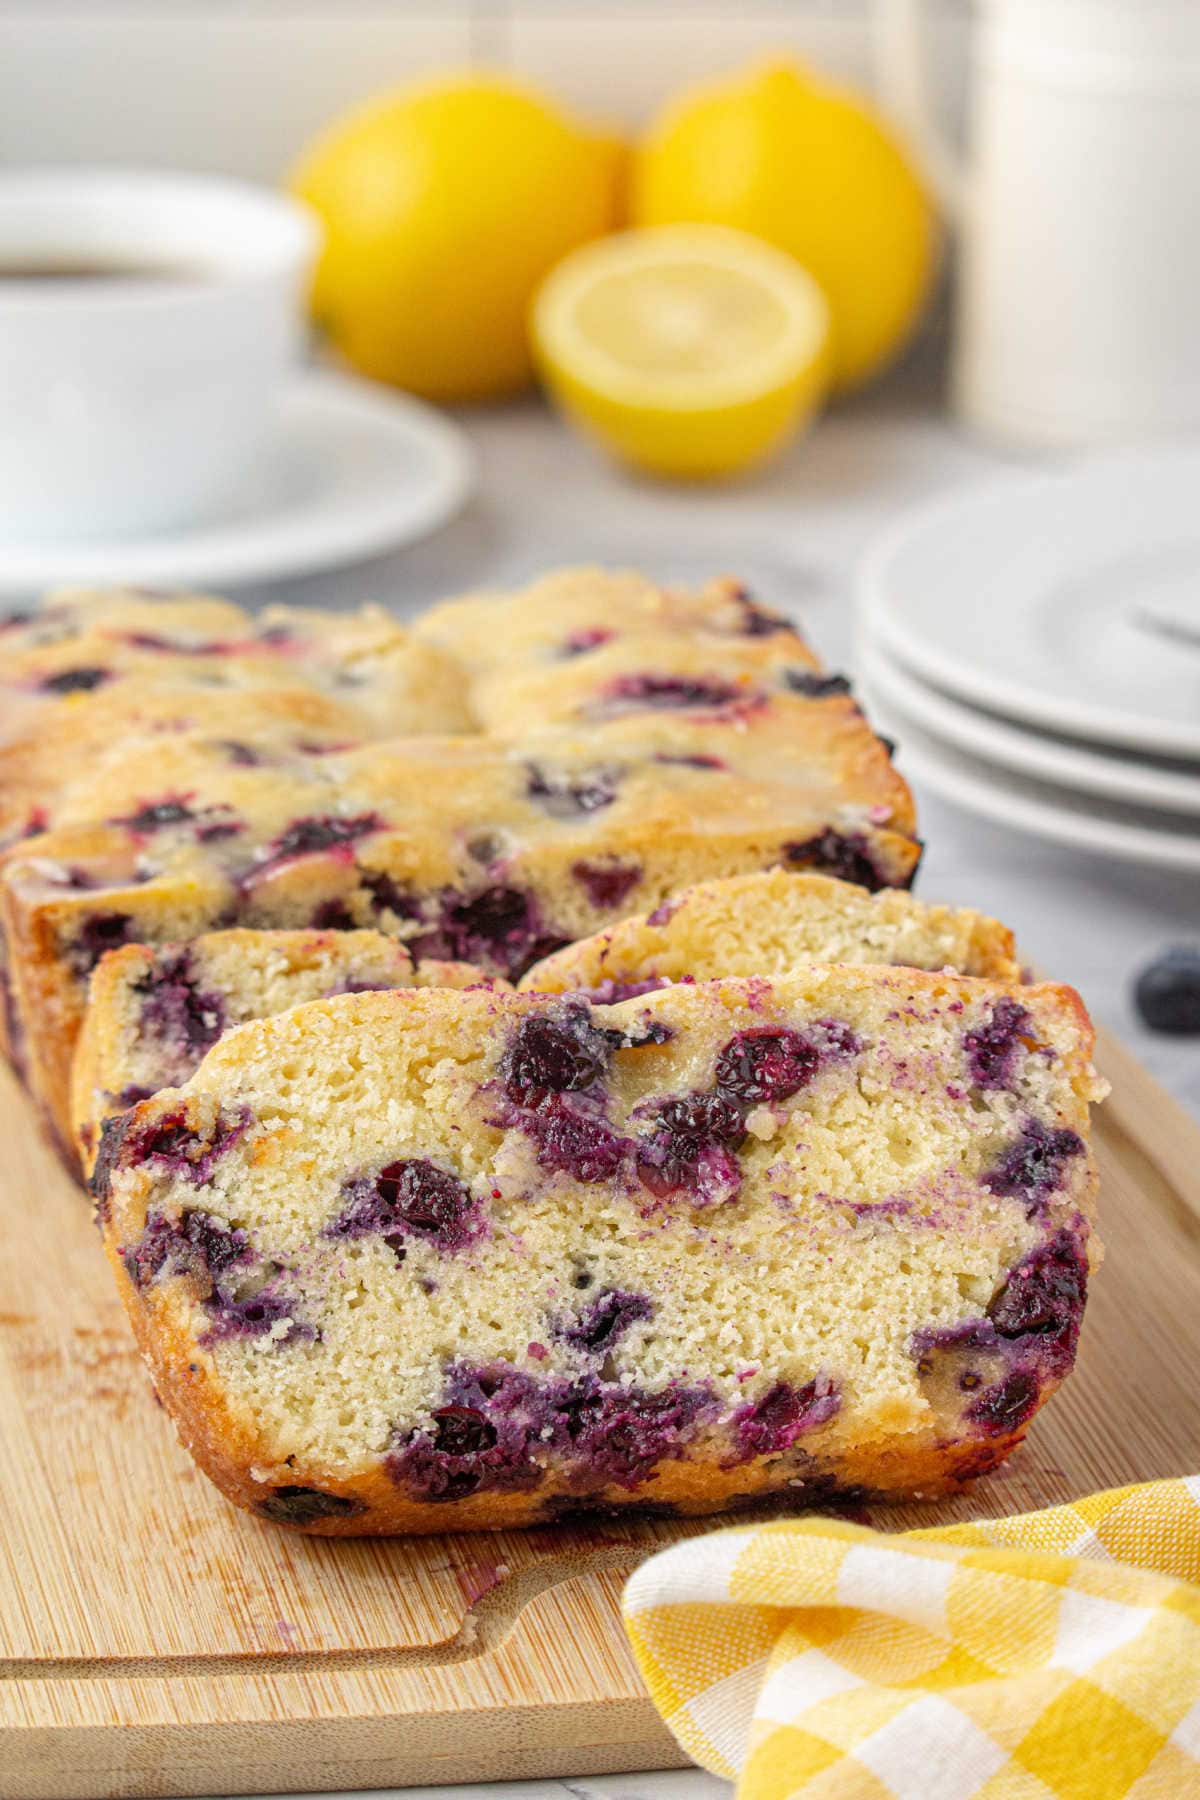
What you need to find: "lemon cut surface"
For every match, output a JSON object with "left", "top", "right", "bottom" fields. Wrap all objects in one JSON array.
[{"left": 533, "top": 225, "right": 830, "bottom": 479}]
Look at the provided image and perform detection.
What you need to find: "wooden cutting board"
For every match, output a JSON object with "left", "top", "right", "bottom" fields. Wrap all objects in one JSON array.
[{"left": 2, "top": 1029, "right": 1198, "bottom": 1800}]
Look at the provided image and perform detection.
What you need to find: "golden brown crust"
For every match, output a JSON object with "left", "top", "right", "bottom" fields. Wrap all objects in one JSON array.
[{"left": 103, "top": 1225, "right": 1044, "bottom": 1537}]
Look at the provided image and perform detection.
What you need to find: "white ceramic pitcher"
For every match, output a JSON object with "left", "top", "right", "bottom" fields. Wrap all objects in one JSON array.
[{"left": 875, "top": 0, "right": 1200, "bottom": 448}]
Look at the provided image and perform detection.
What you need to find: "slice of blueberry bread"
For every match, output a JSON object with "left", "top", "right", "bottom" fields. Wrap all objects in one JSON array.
[
  {"left": 2, "top": 719, "right": 920, "bottom": 1146},
  {"left": 414, "top": 566, "right": 817, "bottom": 682},
  {"left": 94, "top": 972, "right": 1103, "bottom": 1535},
  {"left": 71, "top": 929, "right": 498, "bottom": 1174},
  {"left": 523, "top": 870, "right": 1021, "bottom": 997}
]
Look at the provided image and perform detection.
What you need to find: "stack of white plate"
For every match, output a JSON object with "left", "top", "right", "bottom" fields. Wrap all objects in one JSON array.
[{"left": 856, "top": 447, "right": 1200, "bottom": 875}]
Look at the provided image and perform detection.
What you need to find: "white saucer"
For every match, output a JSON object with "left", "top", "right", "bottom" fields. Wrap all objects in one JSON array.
[
  {"left": 861, "top": 446, "right": 1200, "bottom": 761},
  {"left": 858, "top": 669, "right": 1200, "bottom": 875},
  {"left": 0, "top": 369, "right": 475, "bottom": 593},
  {"left": 857, "top": 635, "right": 1200, "bottom": 818}
]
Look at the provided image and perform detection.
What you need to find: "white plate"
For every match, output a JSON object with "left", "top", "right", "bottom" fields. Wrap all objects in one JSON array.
[
  {"left": 860, "top": 446, "right": 1200, "bottom": 760},
  {"left": 858, "top": 671, "right": 1200, "bottom": 875},
  {"left": 857, "top": 633, "right": 1200, "bottom": 817},
  {"left": 0, "top": 369, "right": 475, "bottom": 593}
]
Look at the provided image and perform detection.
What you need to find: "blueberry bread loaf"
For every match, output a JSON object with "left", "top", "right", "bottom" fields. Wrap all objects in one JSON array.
[
  {"left": 71, "top": 929, "right": 498, "bottom": 1174},
  {"left": 3, "top": 716, "right": 919, "bottom": 1146},
  {"left": 523, "top": 870, "right": 1021, "bottom": 996},
  {"left": 94, "top": 972, "right": 1103, "bottom": 1535}
]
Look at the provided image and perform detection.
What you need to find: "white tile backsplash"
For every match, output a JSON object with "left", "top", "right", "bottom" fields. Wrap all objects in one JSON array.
[
  {"left": 0, "top": 3, "right": 966, "bottom": 181},
  {"left": 0, "top": 14, "right": 473, "bottom": 181},
  {"left": 506, "top": 10, "right": 875, "bottom": 130}
]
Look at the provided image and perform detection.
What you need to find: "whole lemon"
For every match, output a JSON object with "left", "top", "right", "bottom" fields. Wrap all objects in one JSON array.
[
  {"left": 633, "top": 61, "right": 935, "bottom": 393},
  {"left": 292, "top": 73, "right": 624, "bottom": 402}
]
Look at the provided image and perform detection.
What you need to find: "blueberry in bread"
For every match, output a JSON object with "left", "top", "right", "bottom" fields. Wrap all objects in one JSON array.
[
  {"left": 3, "top": 713, "right": 919, "bottom": 1148},
  {"left": 71, "top": 929, "right": 498, "bottom": 1174},
  {"left": 523, "top": 870, "right": 1021, "bottom": 996},
  {"left": 94, "top": 971, "right": 1103, "bottom": 1535}
]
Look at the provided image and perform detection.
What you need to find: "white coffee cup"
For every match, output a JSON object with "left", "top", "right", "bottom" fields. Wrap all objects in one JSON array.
[
  {"left": 875, "top": 0, "right": 1200, "bottom": 449},
  {"left": 0, "top": 170, "right": 319, "bottom": 540}
]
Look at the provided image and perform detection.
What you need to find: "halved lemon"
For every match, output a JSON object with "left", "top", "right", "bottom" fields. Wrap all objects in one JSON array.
[{"left": 531, "top": 224, "right": 831, "bottom": 480}]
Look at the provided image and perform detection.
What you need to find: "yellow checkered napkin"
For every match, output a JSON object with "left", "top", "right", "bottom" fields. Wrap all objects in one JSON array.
[{"left": 623, "top": 1478, "right": 1200, "bottom": 1799}]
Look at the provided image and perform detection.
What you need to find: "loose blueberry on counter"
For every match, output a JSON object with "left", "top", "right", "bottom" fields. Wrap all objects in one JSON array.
[{"left": 1134, "top": 945, "right": 1200, "bottom": 1035}]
